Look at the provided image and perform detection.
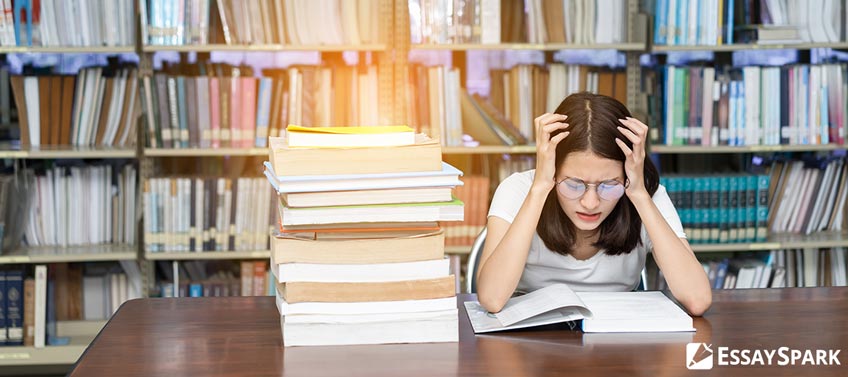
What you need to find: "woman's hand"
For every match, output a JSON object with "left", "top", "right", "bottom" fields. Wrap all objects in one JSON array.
[
  {"left": 532, "top": 113, "right": 569, "bottom": 193},
  {"left": 615, "top": 117, "right": 650, "bottom": 199}
]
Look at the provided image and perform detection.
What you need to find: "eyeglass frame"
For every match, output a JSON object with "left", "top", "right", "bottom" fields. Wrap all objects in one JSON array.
[{"left": 555, "top": 176, "right": 629, "bottom": 201}]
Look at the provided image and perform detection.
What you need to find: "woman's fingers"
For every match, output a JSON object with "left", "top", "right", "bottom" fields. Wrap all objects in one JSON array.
[
  {"left": 615, "top": 138, "right": 633, "bottom": 157},
  {"left": 549, "top": 131, "right": 570, "bottom": 146},
  {"left": 617, "top": 125, "right": 641, "bottom": 146},
  {"left": 535, "top": 113, "right": 567, "bottom": 141}
]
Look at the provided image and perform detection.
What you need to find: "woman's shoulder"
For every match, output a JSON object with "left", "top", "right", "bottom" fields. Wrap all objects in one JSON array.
[{"left": 499, "top": 169, "right": 536, "bottom": 190}]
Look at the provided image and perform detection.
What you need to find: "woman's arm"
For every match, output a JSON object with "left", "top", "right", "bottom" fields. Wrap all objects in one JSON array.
[
  {"left": 477, "top": 113, "right": 570, "bottom": 313},
  {"left": 630, "top": 193, "right": 712, "bottom": 316},
  {"left": 616, "top": 117, "right": 712, "bottom": 316}
]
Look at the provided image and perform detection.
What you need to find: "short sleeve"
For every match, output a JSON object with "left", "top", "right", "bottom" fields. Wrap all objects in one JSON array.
[
  {"left": 642, "top": 184, "right": 687, "bottom": 250},
  {"left": 487, "top": 170, "right": 534, "bottom": 224}
]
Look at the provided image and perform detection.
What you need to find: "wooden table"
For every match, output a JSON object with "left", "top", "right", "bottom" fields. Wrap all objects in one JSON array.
[{"left": 70, "top": 288, "right": 848, "bottom": 376}]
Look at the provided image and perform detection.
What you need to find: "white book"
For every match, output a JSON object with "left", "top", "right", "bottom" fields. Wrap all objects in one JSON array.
[
  {"left": 278, "top": 197, "right": 463, "bottom": 226},
  {"left": 276, "top": 295, "right": 456, "bottom": 316},
  {"left": 23, "top": 77, "right": 40, "bottom": 146},
  {"left": 282, "top": 310, "right": 458, "bottom": 346},
  {"left": 270, "top": 256, "right": 450, "bottom": 283},
  {"left": 464, "top": 284, "right": 694, "bottom": 333},
  {"left": 34, "top": 265, "right": 47, "bottom": 348},
  {"left": 480, "top": 0, "right": 500, "bottom": 44},
  {"left": 264, "top": 161, "right": 462, "bottom": 194}
]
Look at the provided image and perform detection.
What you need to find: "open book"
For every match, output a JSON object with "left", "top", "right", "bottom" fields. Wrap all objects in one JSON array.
[{"left": 464, "top": 284, "right": 695, "bottom": 333}]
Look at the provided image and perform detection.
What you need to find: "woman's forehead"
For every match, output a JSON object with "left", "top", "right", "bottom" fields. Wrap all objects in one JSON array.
[{"left": 558, "top": 151, "right": 623, "bottom": 179}]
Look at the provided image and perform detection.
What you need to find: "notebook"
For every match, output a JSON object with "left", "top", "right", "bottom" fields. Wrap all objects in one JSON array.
[{"left": 464, "top": 284, "right": 695, "bottom": 333}]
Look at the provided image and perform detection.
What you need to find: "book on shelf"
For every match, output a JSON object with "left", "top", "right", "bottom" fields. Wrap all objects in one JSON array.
[
  {"left": 268, "top": 134, "right": 442, "bottom": 177},
  {"left": 271, "top": 229, "right": 445, "bottom": 264},
  {"left": 652, "top": 0, "right": 845, "bottom": 46},
  {"left": 143, "top": 63, "right": 383, "bottom": 149},
  {"left": 647, "top": 63, "right": 847, "bottom": 147},
  {"left": 144, "top": 176, "right": 274, "bottom": 253},
  {"left": 769, "top": 158, "right": 848, "bottom": 235},
  {"left": 0, "top": 0, "right": 135, "bottom": 47},
  {"left": 10, "top": 66, "right": 140, "bottom": 148},
  {"left": 464, "top": 283, "right": 695, "bottom": 334},
  {"left": 443, "top": 176, "right": 490, "bottom": 247},
  {"left": 409, "top": 0, "right": 627, "bottom": 45},
  {"left": 285, "top": 125, "right": 416, "bottom": 148}
]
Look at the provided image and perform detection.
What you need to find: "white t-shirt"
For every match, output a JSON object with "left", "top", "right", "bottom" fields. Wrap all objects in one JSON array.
[{"left": 487, "top": 169, "right": 686, "bottom": 293}]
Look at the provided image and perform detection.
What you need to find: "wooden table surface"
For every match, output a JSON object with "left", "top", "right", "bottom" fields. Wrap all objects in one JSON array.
[{"left": 70, "top": 288, "right": 848, "bottom": 377}]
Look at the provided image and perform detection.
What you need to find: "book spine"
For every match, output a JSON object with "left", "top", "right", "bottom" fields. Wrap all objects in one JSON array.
[{"left": 5, "top": 270, "right": 22, "bottom": 345}]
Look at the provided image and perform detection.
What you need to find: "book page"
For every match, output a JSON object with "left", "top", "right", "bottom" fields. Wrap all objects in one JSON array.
[
  {"left": 464, "top": 301, "right": 586, "bottom": 334},
  {"left": 495, "top": 283, "right": 589, "bottom": 326}
]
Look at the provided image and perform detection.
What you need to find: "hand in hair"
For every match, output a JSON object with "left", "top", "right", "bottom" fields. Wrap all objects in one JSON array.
[
  {"left": 532, "top": 113, "right": 569, "bottom": 194},
  {"left": 615, "top": 117, "right": 650, "bottom": 199}
]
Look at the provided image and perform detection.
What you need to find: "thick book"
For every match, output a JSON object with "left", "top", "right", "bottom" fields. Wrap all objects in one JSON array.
[
  {"left": 276, "top": 294, "right": 457, "bottom": 316},
  {"left": 285, "top": 125, "right": 417, "bottom": 148},
  {"left": 271, "top": 229, "right": 445, "bottom": 264},
  {"left": 268, "top": 134, "right": 442, "bottom": 176},
  {"left": 270, "top": 256, "right": 450, "bottom": 283},
  {"left": 280, "top": 186, "right": 454, "bottom": 208},
  {"left": 279, "top": 276, "right": 456, "bottom": 303},
  {"left": 464, "top": 284, "right": 695, "bottom": 333},
  {"left": 277, "top": 197, "right": 464, "bottom": 226},
  {"left": 281, "top": 309, "right": 458, "bottom": 346},
  {"left": 263, "top": 161, "right": 462, "bottom": 194}
]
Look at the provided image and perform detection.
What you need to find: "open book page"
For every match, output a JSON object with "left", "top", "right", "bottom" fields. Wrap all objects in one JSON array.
[
  {"left": 576, "top": 291, "right": 695, "bottom": 333},
  {"left": 464, "top": 284, "right": 591, "bottom": 333}
]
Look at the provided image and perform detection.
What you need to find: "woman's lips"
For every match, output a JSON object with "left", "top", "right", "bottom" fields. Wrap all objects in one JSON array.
[{"left": 577, "top": 212, "right": 601, "bottom": 222}]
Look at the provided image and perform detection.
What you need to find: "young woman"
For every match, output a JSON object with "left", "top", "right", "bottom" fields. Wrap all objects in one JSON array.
[{"left": 476, "top": 92, "right": 712, "bottom": 316}]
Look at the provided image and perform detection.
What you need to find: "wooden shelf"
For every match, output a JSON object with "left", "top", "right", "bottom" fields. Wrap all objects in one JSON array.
[
  {"left": 0, "top": 46, "right": 136, "bottom": 54},
  {"left": 445, "top": 246, "right": 471, "bottom": 255},
  {"left": 0, "top": 320, "right": 105, "bottom": 366},
  {"left": 0, "top": 244, "right": 137, "bottom": 264},
  {"left": 144, "top": 148, "right": 269, "bottom": 157},
  {"left": 650, "top": 144, "right": 846, "bottom": 154},
  {"left": 652, "top": 42, "right": 848, "bottom": 52},
  {"left": 0, "top": 146, "right": 136, "bottom": 159},
  {"left": 142, "top": 44, "right": 387, "bottom": 52},
  {"left": 442, "top": 145, "right": 537, "bottom": 154},
  {"left": 691, "top": 232, "right": 848, "bottom": 253},
  {"left": 412, "top": 43, "right": 646, "bottom": 51},
  {"left": 145, "top": 250, "right": 271, "bottom": 260}
]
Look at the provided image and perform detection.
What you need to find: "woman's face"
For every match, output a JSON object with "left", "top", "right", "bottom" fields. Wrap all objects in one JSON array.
[{"left": 555, "top": 150, "right": 626, "bottom": 232}]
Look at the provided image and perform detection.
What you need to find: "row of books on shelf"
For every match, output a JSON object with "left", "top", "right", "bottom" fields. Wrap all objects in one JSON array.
[
  {"left": 661, "top": 173, "right": 770, "bottom": 244},
  {"left": 670, "top": 249, "right": 848, "bottom": 291},
  {"left": 0, "top": 0, "right": 135, "bottom": 47},
  {"left": 266, "top": 128, "right": 461, "bottom": 346},
  {"left": 409, "top": 0, "right": 628, "bottom": 45},
  {"left": 0, "top": 262, "right": 140, "bottom": 346},
  {"left": 144, "top": 176, "right": 274, "bottom": 253},
  {"left": 141, "top": 63, "right": 380, "bottom": 149},
  {"left": 18, "top": 164, "right": 137, "bottom": 248},
  {"left": 155, "top": 261, "right": 274, "bottom": 297},
  {"left": 408, "top": 63, "right": 626, "bottom": 146},
  {"left": 653, "top": 0, "right": 846, "bottom": 46},
  {"left": 444, "top": 176, "right": 489, "bottom": 247},
  {"left": 769, "top": 157, "right": 848, "bottom": 234},
  {"left": 143, "top": 0, "right": 381, "bottom": 46},
  {"left": 649, "top": 63, "right": 847, "bottom": 147},
  {"left": 10, "top": 66, "right": 140, "bottom": 148}
]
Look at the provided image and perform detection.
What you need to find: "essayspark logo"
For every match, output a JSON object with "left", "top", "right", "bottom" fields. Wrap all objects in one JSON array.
[
  {"left": 687, "top": 343, "right": 714, "bottom": 370},
  {"left": 686, "top": 343, "right": 842, "bottom": 370}
]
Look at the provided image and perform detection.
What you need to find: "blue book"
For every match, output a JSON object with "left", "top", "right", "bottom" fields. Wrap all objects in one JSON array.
[
  {"left": 692, "top": 177, "right": 707, "bottom": 244},
  {"left": 714, "top": 259, "right": 729, "bottom": 289},
  {"left": 726, "top": 0, "right": 735, "bottom": 43},
  {"left": 800, "top": 67, "right": 810, "bottom": 144},
  {"left": 654, "top": 0, "right": 669, "bottom": 45},
  {"left": 677, "top": 0, "right": 688, "bottom": 45},
  {"left": 821, "top": 82, "right": 829, "bottom": 145},
  {"left": 5, "top": 270, "right": 23, "bottom": 345},
  {"left": 735, "top": 176, "right": 749, "bottom": 242},
  {"left": 0, "top": 271, "right": 6, "bottom": 345},
  {"left": 708, "top": 177, "right": 722, "bottom": 243},
  {"left": 189, "top": 284, "right": 203, "bottom": 297},
  {"left": 681, "top": 177, "right": 694, "bottom": 237},
  {"left": 255, "top": 78, "right": 273, "bottom": 147}
]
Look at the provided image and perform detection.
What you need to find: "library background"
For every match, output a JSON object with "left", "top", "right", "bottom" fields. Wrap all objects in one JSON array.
[{"left": 0, "top": 0, "right": 846, "bottom": 374}]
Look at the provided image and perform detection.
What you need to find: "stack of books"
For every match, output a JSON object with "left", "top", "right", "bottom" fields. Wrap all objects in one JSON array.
[{"left": 264, "top": 125, "right": 464, "bottom": 346}]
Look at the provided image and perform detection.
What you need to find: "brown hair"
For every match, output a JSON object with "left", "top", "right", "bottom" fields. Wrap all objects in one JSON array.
[{"left": 537, "top": 92, "right": 660, "bottom": 256}]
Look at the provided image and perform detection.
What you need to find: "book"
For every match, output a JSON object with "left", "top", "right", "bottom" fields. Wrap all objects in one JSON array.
[
  {"left": 270, "top": 256, "right": 451, "bottom": 283},
  {"left": 278, "top": 276, "right": 456, "bottom": 303},
  {"left": 268, "top": 134, "right": 442, "bottom": 176},
  {"left": 271, "top": 229, "right": 445, "bottom": 264},
  {"left": 277, "top": 197, "right": 464, "bottom": 226},
  {"left": 264, "top": 161, "right": 463, "bottom": 194},
  {"left": 280, "top": 186, "right": 454, "bottom": 208},
  {"left": 281, "top": 309, "right": 459, "bottom": 346},
  {"left": 276, "top": 295, "right": 457, "bottom": 316},
  {"left": 285, "top": 125, "right": 416, "bottom": 148},
  {"left": 464, "top": 284, "right": 695, "bottom": 333}
]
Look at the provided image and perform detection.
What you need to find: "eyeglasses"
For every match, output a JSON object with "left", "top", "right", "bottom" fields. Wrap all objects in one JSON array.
[{"left": 556, "top": 177, "right": 627, "bottom": 201}]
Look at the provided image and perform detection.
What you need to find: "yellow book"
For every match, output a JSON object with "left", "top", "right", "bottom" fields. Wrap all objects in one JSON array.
[{"left": 286, "top": 125, "right": 416, "bottom": 147}]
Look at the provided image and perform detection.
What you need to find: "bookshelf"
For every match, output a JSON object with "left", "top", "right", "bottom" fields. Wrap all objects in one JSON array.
[
  {"left": 145, "top": 251, "right": 271, "bottom": 261},
  {"left": 0, "top": 320, "right": 106, "bottom": 367},
  {"left": 0, "top": 245, "right": 137, "bottom": 264},
  {"left": 144, "top": 148, "right": 269, "bottom": 157},
  {"left": 141, "top": 44, "right": 387, "bottom": 53},
  {"left": 0, "top": 46, "right": 136, "bottom": 54},
  {"left": 411, "top": 43, "right": 646, "bottom": 51},
  {"left": 689, "top": 232, "right": 848, "bottom": 253},
  {"left": 651, "top": 42, "right": 848, "bottom": 53},
  {"left": 0, "top": 146, "right": 137, "bottom": 159},
  {"left": 650, "top": 144, "right": 848, "bottom": 154}
]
